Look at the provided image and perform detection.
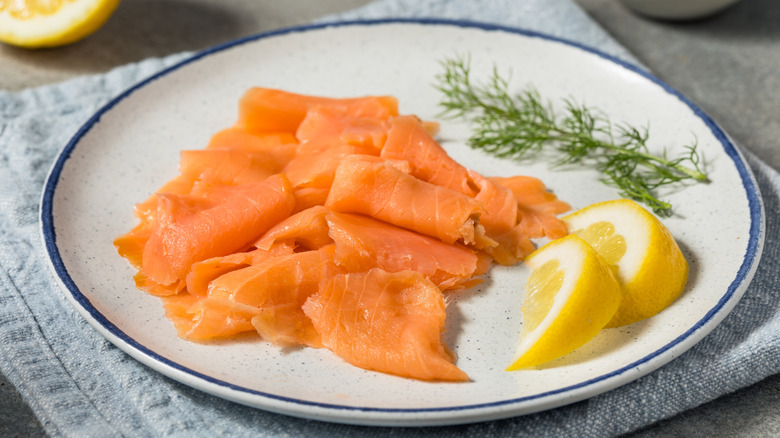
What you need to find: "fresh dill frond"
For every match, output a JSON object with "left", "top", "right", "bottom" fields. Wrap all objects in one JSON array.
[{"left": 435, "top": 55, "right": 708, "bottom": 217}]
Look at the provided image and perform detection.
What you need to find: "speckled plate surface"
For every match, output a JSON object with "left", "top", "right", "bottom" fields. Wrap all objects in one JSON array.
[{"left": 40, "top": 20, "right": 764, "bottom": 426}]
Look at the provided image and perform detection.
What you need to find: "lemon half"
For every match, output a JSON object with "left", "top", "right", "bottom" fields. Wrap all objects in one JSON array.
[
  {"left": 507, "top": 234, "right": 622, "bottom": 370},
  {"left": 563, "top": 199, "right": 689, "bottom": 328},
  {"left": 0, "top": 0, "right": 120, "bottom": 48}
]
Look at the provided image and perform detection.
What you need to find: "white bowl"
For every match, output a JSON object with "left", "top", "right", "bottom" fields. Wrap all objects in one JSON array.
[{"left": 620, "top": 0, "right": 742, "bottom": 20}]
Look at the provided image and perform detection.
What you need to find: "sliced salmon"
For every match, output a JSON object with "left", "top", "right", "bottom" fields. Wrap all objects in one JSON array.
[
  {"left": 284, "top": 140, "right": 378, "bottom": 190},
  {"left": 254, "top": 205, "right": 333, "bottom": 252},
  {"left": 469, "top": 171, "right": 535, "bottom": 265},
  {"left": 207, "top": 247, "right": 339, "bottom": 348},
  {"left": 296, "top": 104, "right": 390, "bottom": 150},
  {"left": 490, "top": 175, "right": 570, "bottom": 239},
  {"left": 237, "top": 87, "right": 399, "bottom": 135},
  {"left": 179, "top": 149, "right": 281, "bottom": 192},
  {"left": 326, "top": 155, "right": 493, "bottom": 248},
  {"left": 185, "top": 246, "right": 294, "bottom": 297},
  {"left": 326, "top": 211, "right": 482, "bottom": 290},
  {"left": 292, "top": 186, "right": 331, "bottom": 214},
  {"left": 115, "top": 87, "right": 574, "bottom": 382},
  {"left": 302, "top": 268, "right": 468, "bottom": 381},
  {"left": 142, "top": 174, "right": 296, "bottom": 287},
  {"left": 207, "top": 127, "right": 297, "bottom": 160},
  {"left": 381, "top": 115, "right": 478, "bottom": 196},
  {"left": 162, "top": 293, "right": 260, "bottom": 340}
]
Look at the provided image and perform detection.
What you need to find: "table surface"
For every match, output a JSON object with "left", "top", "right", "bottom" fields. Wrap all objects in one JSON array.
[{"left": 1, "top": 0, "right": 778, "bottom": 436}]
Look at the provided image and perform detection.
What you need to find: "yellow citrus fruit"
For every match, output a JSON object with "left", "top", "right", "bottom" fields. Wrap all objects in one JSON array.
[
  {"left": 507, "top": 234, "right": 622, "bottom": 370},
  {"left": 563, "top": 199, "right": 688, "bottom": 328},
  {"left": 0, "top": 0, "right": 120, "bottom": 49}
]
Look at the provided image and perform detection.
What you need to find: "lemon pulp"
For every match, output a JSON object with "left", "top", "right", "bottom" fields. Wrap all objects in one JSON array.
[
  {"left": 507, "top": 234, "right": 622, "bottom": 370},
  {"left": 563, "top": 199, "right": 688, "bottom": 327}
]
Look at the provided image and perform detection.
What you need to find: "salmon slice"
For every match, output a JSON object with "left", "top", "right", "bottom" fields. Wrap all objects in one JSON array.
[
  {"left": 470, "top": 170, "right": 517, "bottom": 233},
  {"left": 381, "top": 115, "right": 478, "bottom": 196},
  {"left": 302, "top": 268, "right": 468, "bottom": 381},
  {"left": 122, "top": 193, "right": 218, "bottom": 296},
  {"left": 296, "top": 105, "right": 390, "bottom": 150},
  {"left": 115, "top": 172, "right": 196, "bottom": 266},
  {"left": 490, "top": 176, "right": 570, "bottom": 239},
  {"left": 254, "top": 205, "right": 333, "bottom": 252},
  {"left": 185, "top": 246, "right": 294, "bottom": 297},
  {"left": 326, "top": 211, "right": 482, "bottom": 290},
  {"left": 468, "top": 171, "right": 535, "bottom": 265},
  {"left": 292, "top": 186, "right": 330, "bottom": 214},
  {"left": 142, "top": 174, "right": 296, "bottom": 287},
  {"left": 179, "top": 149, "right": 281, "bottom": 189},
  {"left": 284, "top": 140, "right": 378, "bottom": 189},
  {"left": 207, "top": 127, "right": 297, "bottom": 157},
  {"left": 286, "top": 104, "right": 394, "bottom": 189},
  {"left": 162, "top": 293, "right": 260, "bottom": 340},
  {"left": 237, "top": 87, "right": 399, "bottom": 135},
  {"left": 207, "top": 248, "right": 339, "bottom": 348},
  {"left": 114, "top": 222, "right": 151, "bottom": 270},
  {"left": 326, "top": 155, "right": 493, "bottom": 248},
  {"left": 133, "top": 270, "right": 186, "bottom": 297},
  {"left": 491, "top": 175, "right": 571, "bottom": 216},
  {"left": 515, "top": 206, "right": 568, "bottom": 240}
]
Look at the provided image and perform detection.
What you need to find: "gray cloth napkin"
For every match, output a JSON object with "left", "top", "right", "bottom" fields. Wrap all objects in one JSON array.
[{"left": 1, "top": 0, "right": 777, "bottom": 436}]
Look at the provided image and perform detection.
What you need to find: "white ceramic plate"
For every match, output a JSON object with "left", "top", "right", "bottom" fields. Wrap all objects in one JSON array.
[{"left": 40, "top": 20, "right": 765, "bottom": 427}]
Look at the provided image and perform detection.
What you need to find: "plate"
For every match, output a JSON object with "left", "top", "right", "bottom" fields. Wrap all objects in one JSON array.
[{"left": 40, "top": 19, "right": 765, "bottom": 426}]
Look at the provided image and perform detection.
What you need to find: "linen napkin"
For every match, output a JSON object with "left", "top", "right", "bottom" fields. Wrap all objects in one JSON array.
[{"left": 1, "top": 0, "right": 778, "bottom": 436}]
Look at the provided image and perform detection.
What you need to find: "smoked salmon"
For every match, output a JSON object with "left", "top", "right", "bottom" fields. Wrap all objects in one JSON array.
[
  {"left": 302, "top": 268, "right": 468, "bottom": 382},
  {"left": 114, "top": 87, "right": 572, "bottom": 382},
  {"left": 237, "top": 87, "right": 399, "bottom": 135},
  {"left": 325, "top": 155, "right": 493, "bottom": 248},
  {"left": 381, "top": 115, "right": 478, "bottom": 196},
  {"left": 326, "top": 211, "right": 484, "bottom": 290},
  {"left": 142, "top": 174, "right": 296, "bottom": 287}
]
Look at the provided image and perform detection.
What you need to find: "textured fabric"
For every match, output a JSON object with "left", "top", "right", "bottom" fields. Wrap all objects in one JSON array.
[{"left": 0, "top": 0, "right": 777, "bottom": 436}]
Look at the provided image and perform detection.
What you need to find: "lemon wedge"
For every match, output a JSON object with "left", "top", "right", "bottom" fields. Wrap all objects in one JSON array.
[
  {"left": 563, "top": 199, "right": 688, "bottom": 328},
  {"left": 507, "top": 234, "right": 622, "bottom": 370},
  {"left": 0, "top": 0, "right": 120, "bottom": 49}
]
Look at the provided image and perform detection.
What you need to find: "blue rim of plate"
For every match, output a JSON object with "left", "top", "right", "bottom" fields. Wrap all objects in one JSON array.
[{"left": 40, "top": 18, "right": 765, "bottom": 420}]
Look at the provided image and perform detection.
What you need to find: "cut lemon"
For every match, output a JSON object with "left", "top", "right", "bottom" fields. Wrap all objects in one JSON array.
[
  {"left": 563, "top": 199, "right": 688, "bottom": 328},
  {"left": 507, "top": 234, "right": 622, "bottom": 370},
  {"left": 0, "top": 0, "right": 120, "bottom": 49}
]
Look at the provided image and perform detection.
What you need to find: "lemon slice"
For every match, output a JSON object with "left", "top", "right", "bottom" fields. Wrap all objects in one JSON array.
[
  {"left": 507, "top": 234, "right": 622, "bottom": 370},
  {"left": 563, "top": 199, "right": 688, "bottom": 328},
  {"left": 0, "top": 0, "right": 120, "bottom": 49}
]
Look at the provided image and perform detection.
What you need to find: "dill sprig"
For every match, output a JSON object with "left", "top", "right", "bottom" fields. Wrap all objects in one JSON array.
[{"left": 435, "top": 56, "right": 708, "bottom": 217}]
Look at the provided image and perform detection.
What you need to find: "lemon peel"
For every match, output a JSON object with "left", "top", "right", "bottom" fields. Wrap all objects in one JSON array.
[
  {"left": 0, "top": 0, "right": 120, "bottom": 49},
  {"left": 507, "top": 234, "right": 622, "bottom": 370},
  {"left": 563, "top": 199, "right": 689, "bottom": 327}
]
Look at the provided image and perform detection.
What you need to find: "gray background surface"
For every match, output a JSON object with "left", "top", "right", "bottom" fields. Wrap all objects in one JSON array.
[{"left": 1, "top": 0, "right": 778, "bottom": 436}]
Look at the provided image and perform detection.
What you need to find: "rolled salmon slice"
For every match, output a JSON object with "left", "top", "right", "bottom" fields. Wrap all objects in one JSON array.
[
  {"left": 142, "top": 174, "right": 296, "bottom": 287},
  {"left": 469, "top": 171, "right": 535, "bottom": 265},
  {"left": 326, "top": 155, "right": 494, "bottom": 248},
  {"left": 302, "top": 268, "right": 469, "bottom": 382},
  {"left": 326, "top": 211, "right": 483, "bottom": 290}
]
